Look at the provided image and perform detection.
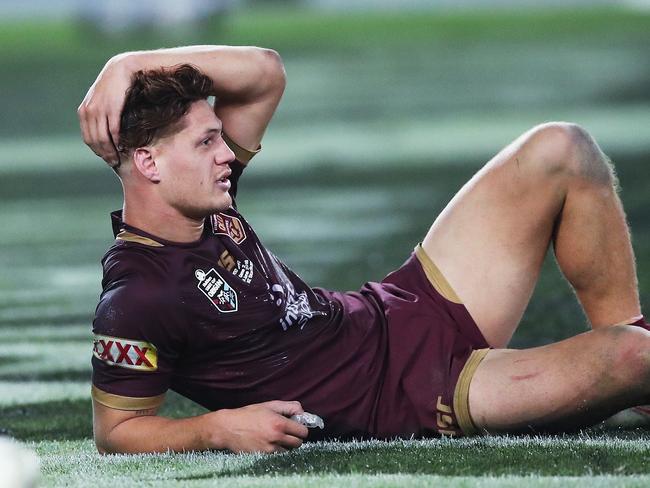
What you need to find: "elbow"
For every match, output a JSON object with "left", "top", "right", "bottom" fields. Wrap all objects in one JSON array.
[{"left": 258, "top": 48, "right": 286, "bottom": 93}]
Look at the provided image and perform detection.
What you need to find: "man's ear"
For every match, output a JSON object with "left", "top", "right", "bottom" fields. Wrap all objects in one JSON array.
[{"left": 132, "top": 147, "right": 161, "bottom": 183}]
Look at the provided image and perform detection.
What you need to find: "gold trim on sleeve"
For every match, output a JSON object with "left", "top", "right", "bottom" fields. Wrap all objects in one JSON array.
[
  {"left": 453, "top": 348, "right": 490, "bottom": 436},
  {"left": 116, "top": 230, "right": 164, "bottom": 247},
  {"left": 223, "top": 132, "right": 261, "bottom": 164},
  {"left": 92, "top": 385, "right": 165, "bottom": 411},
  {"left": 414, "top": 244, "right": 462, "bottom": 304}
]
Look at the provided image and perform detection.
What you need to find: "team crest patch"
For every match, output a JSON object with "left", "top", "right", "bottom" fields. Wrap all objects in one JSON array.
[
  {"left": 195, "top": 268, "right": 238, "bottom": 313},
  {"left": 93, "top": 334, "right": 158, "bottom": 371},
  {"left": 211, "top": 213, "right": 247, "bottom": 244}
]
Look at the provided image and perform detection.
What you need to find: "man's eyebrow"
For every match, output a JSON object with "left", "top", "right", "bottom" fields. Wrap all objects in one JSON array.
[
  {"left": 204, "top": 127, "right": 222, "bottom": 136},
  {"left": 195, "top": 127, "right": 222, "bottom": 143}
]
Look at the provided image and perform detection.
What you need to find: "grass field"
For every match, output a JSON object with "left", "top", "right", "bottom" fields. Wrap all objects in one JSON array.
[{"left": 1, "top": 5, "right": 650, "bottom": 487}]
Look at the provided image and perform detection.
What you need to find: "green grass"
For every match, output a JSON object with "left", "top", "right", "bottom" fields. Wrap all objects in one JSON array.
[
  {"left": 30, "top": 436, "right": 650, "bottom": 487},
  {"left": 3, "top": 7, "right": 650, "bottom": 55}
]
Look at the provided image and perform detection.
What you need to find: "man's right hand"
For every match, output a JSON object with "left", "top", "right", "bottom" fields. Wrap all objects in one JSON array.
[
  {"left": 78, "top": 53, "right": 138, "bottom": 167},
  {"left": 93, "top": 398, "right": 309, "bottom": 455},
  {"left": 212, "top": 400, "right": 309, "bottom": 454}
]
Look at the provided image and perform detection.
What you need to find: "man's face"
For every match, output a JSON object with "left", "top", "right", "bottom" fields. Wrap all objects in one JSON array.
[{"left": 152, "top": 100, "right": 236, "bottom": 219}]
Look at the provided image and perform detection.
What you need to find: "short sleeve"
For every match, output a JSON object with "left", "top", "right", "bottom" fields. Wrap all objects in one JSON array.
[
  {"left": 91, "top": 275, "right": 183, "bottom": 411},
  {"left": 223, "top": 132, "right": 260, "bottom": 203}
]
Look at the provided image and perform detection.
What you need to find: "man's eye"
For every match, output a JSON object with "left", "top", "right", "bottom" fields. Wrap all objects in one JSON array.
[{"left": 202, "top": 138, "right": 213, "bottom": 146}]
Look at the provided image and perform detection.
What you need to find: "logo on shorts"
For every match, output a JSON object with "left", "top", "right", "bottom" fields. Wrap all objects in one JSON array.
[
  {"left": 211, "top": 213, "right": 246, "bottom": 244},
  {"left": 435, "top": 396, "right": 459, "bottom": 436},
  {"left": 92, "top": 335, "right": 158, "bottom": 371},
  {"left": 195, "top": 268, "right": 238, "bottom": 313}
]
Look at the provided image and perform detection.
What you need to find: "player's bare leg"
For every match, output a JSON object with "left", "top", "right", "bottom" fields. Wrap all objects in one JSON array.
[
  {"left": 469, "top": 325, "right": 650, "bottom": 433},
  {"left": 420, "top": 122, "right": 646, "bottom": 432},
  {"left": 422, "top": 122, "right": 641, "bottom": 348}
]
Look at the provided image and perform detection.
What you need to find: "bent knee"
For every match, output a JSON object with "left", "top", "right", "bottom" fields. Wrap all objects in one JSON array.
[
  {"left": 522, "top": 122, "right": 614, "bottom": 186},
  {"left": 604, "top": 326, "right": 650, "bottom": 389}
]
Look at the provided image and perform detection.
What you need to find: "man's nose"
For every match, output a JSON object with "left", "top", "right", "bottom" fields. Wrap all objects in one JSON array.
[{"left": 215, "top": 139, "right": 236, "bottom": 165}]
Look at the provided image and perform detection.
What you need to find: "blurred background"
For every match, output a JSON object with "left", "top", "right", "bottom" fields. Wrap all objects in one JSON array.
[{"left": 1, "top": 0, "right": 649, "bottom": 439}]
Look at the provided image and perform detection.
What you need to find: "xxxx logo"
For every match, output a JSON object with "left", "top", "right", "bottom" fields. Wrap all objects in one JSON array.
[
  {"left": 211, "top": 213, "right": 247, "bottom": 244},
  {"left": 93, "top": 334, "right": 158, "bottom": 371}
]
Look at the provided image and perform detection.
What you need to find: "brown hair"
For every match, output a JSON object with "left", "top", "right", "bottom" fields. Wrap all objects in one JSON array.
[{"left": 117, "top": 63, "right": 213, "bottom": 165}]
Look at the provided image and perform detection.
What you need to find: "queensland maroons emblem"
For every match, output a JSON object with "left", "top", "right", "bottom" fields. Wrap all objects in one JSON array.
[
  {"left": 195, "top": 268, "right": 238, "bottom": 313},
  {"left": 211, "top": 213, "right": 247, "bottom": 244}
]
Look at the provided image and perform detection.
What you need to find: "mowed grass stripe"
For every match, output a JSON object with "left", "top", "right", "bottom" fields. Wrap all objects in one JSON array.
[
  {"left": 0, "top": 382, "right": 89, "bottom": 407},
  {"left": 0, "top": 324, "right": 89, "bottom": 342},
  {"left": 3, "top": 9, "right": 650, "bottom": 60},
  {"left": 0, "top": 341, "right": 88, "bottom": 377},
  {"left": 4, "top": 106, "right": 650, "bottom": 174}
]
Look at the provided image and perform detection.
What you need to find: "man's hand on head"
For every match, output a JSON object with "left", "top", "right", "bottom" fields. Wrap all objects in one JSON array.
[
  {"left": 211, "top": 400, "right": 309, "bottom": 454},
  {"left": 78, "top": 54, "right": 135, "bottom": 167}
]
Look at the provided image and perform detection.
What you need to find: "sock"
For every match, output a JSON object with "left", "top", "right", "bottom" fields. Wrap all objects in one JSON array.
[{"left": 630, "top": 316, "right": 650, "bottom": 332}]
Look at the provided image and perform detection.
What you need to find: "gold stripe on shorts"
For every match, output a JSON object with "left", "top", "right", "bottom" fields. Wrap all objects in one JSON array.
[
  {"left": 92, "top": 385, "right": 165, "bottom": 411},
  {"left": 453, "top": 348, "right": 490, "bottom": 435},
  {"left": 414, "top": 244, "right": 462, "bottom": 304}
]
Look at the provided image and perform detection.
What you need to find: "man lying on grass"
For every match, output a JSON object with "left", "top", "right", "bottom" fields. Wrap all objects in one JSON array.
[{"left": 79, "top": 45, "right": 650, "bottom": 454}]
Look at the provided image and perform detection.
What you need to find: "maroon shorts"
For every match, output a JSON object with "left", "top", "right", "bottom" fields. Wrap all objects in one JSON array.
[{"left": 366, "top": 244, "right": 490, "bottom": 438}]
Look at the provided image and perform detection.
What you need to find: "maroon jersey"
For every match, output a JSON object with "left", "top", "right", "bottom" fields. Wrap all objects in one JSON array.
[
  {"left": 92, "top": 155, "right": 490, "bottom": 440},
  {"left": 92, "top": 158, "right": 388, "bottom": 439}
]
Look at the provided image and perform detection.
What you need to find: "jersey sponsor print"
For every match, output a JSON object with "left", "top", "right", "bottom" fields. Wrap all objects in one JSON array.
[
  {"left": 93, "top": 334, "right": 158, "bottom": 371},
  {"left": 270, "top": 281, "right": 318, "bottom": 331},
  {"left": 217, "top": 249, "right": 253, "bottom": 284}
]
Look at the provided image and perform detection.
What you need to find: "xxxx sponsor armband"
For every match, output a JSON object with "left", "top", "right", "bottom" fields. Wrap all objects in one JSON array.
[{"left": 92, "top": 334, "right": 158, "bottom": 372}]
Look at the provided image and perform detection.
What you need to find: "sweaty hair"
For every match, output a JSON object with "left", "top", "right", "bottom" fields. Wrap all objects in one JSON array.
[{"left": 117, "top": 63, "right": 214, "bottom": 167}]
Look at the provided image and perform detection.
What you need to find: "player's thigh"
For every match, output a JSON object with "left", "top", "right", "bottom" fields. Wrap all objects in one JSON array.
[
  {"left": 468, "top": 326, "right": 650, "bottom": 433},
  {"left": 422, "top": 124, "right": 575, "bottom": 347}
]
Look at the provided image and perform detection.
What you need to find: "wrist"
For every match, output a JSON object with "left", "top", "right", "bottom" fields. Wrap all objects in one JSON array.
[{"left": 203, "top": 409, "right": 231, "bottom": 451}]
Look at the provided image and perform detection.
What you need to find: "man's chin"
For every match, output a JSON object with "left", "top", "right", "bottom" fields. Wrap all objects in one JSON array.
[
  {"left": 180, "top": 195, "right": 233, "bottom": 220},
  {"left": 206, "top": 195, "right": 233, "bottom": 215}
]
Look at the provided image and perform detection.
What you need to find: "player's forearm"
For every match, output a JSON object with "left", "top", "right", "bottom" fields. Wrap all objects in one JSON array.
[
  {"left": 96, "top": 400, "right": 309, "bottom": 455},
  {"left": 115, "top": 46, "right": 285, "bottom": 105},
  {"left": 97, "top": 410, "right": 227, "bottom": 454}
]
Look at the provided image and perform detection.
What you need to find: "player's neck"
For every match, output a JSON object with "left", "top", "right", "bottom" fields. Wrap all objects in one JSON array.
[{"left": 122, "top": 197, "right": 204, "bottom": 244}]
